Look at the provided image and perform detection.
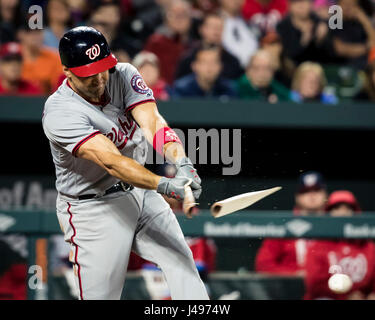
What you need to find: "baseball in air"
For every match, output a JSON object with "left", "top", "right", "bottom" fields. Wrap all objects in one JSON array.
[{"left": 328, "top": 273, "right": 353, "bottom": 294}]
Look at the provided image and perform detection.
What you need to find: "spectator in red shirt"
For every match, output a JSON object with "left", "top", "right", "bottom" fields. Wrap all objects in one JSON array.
[
  {"left": 0, "top": 42, "right": 42, "bottom": 95},
  {"left": 304, "top": 190, "right": 375, "bottom": 300},
  {"left": 132, "top": 51, "right": 169, "bottom": 101},
  {"left": 255, "top": 171, "right": 328, "bottom": 275},
  {"left": 0, "top": 239, "right": 27, "bottom": 300},
  {"left": 144, "top": 0, "right": 192, "bottom": 85},
  {"left": 242, "top": 0, "right": 288, "bottom": 36}
]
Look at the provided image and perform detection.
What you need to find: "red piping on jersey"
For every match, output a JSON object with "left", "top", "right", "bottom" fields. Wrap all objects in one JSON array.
[
  {"left": 72, "top": 131, "right": 101, "bottom": 156},
  {"left": 126, "top": 99, "right": 155, "bottom": 112},
  {"left": 129, "top": 125, "right": 137, "bottom": 140},
  {"left": 117, "top": 136, "right": 128, "bottom": 150},
  {"left": 67, "top": 202, "right": 84, "bottom": 300},
  {"left": 117, "top": 124, "right": 136, "bottom": 150}
]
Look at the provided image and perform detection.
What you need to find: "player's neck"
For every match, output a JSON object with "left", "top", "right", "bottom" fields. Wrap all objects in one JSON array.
[{"left": 67, "top": 79, "right": 104, "bottom": 105}]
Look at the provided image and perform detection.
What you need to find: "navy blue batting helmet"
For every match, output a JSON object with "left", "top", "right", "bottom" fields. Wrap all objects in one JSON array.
[{"left": 59, "top": 26, "right": 117, "bottom": 77}]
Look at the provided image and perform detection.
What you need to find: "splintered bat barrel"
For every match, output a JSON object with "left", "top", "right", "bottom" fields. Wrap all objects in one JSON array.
[
  {"left": 211, "top": 203, "right": 223, "bottom": 216},
  {"left": 210, "top": 186, "right": 282, "bottom": 218}
]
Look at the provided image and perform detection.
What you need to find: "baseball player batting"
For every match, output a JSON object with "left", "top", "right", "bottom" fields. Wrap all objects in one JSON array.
[{"left": 42, "top": 26, "right": 208, "bottom": 300}]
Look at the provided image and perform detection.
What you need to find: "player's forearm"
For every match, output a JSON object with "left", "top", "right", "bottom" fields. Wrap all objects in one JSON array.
[
  {"left": 146, "top": 116, "right": 187, "bottom": 163},
  {"left": 102, "top": 153, "right": 161, "bottom": 190},
  {"left": 130, "top": 102, "right": 187, "bottom": 164},
  {"left": 163, "top": 141, "right": 186, "bottom": 164}
]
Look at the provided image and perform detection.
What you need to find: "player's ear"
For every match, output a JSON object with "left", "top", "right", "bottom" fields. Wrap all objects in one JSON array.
[{"left": 62, "top": 66, "right": 72, "bottom": 78}]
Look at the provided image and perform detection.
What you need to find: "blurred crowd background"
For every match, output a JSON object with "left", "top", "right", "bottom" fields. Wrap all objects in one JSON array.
[
  {"left": 0, "top": 0, "right": 375, "bottom": 102},
  {"left": 1, "top": 0, "right": 375, "bottom": 301}
]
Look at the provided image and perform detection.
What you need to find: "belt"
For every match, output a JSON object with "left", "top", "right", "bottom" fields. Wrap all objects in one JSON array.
[{"left": 78, "top": 182, "right": 134, "bottom": 200}]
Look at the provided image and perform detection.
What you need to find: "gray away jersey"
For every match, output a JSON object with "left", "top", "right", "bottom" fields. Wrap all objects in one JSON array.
[{"left": 42, "top": 63, "right": 154, "bottom": 198}]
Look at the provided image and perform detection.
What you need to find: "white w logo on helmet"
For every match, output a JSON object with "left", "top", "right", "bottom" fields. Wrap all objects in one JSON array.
[{"left": 85, "top": 44, "right": 101, "bottom": 60}]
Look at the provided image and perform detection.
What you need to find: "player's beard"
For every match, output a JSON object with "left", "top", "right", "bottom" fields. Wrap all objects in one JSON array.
[
  {"left": 68, "top": 70, "right": 109, "bottom": 102},
  {"left": 71, "top": 78, "right": 107, "bottom": 102},
  {"left": 86, "top": 81, "right": 106, "bottom": 99}
]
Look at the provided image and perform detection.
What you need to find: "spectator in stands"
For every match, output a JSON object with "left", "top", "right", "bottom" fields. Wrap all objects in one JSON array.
[
  {"left": 171, "top": 45, "right": 236, "bottom": 98},
  {"left": 0, "top": 239, "right": 27, "bottom": 300},
  {"left": 312, "top": 0, "right": 335, "bottom": 19},
  {"left": 330, "top": 0, "right": 375, "bottom": 70},
  {"left": 18, "top": 24, "right": 62, "bottom": 94},
  {"left": 290, "top": 61, "right": 338, "bottom": 104},
  {"left": 132, "top": 51, "right": 169, "bottom": 101},
  {"left": 219, "top": 0, "right": 258, "bottom": 69},
  {"left": 43, "top": 0, "right": 72, "bottom": 50},
  {"left": 260, "top": 31, "right": 293, "bottom": 87},
  {"left": 0, "top": 42, "right": 42, "bottom": 95},
  {"left": 326, "top": 190, "right": 361, "bottom": 217},
  {"left": 255, "top": 171, "right": 328, "bottom": 275},
  {"left": 191, "top": 0, "right": 219, "bottom": 17},
  {"left": 294, "top": 171, "right": 328, "bottom": 216},
  {"left": 304, "top": 191, "right": 375, "bottom": 300},
  {"left": 276, "top": 0, "right": 332, "bottom": 67},
  {"left": 242, "top": 0, "right": 288, "bottom": 37},
  {"left": 112, "top": 48, "right": 131, "bottom": 63},
  {"left": 144, "top": 0, "right": 192, "bottom": 85},
  {"left": 0, "top": 0, "right": 24, "bottom": 44},
  {"left": 119, "top": 0, "right": 170, "bottom": 44},
  {"left": 355, "top": 53, "right": 375, "bottom": 101},
  {"left": 236, "top": 49, "right": 290, "bottom": 102},
  {"left": 89, "top": 2, "right": 142, "bottom": 59},
  {"left": 175, "top": 13, "right": 243, "bottom": 80},
  {"left": 66, "top": 0, "right": 90, "bottom": 26}
]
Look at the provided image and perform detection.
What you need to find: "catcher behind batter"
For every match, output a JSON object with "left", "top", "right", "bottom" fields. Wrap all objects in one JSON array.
[{"left": 42, "top": 26, "right": 208, "bottom": 300}]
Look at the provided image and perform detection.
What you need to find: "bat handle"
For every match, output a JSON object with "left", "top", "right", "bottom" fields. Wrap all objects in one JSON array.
[{"left": 183, "top": 180, "right": 196, "bottom": 218}]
